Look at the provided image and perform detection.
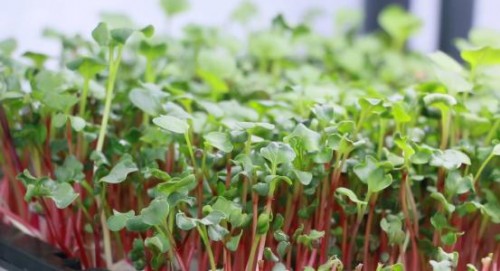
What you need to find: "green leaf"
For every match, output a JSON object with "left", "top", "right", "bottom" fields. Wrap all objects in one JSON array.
[
  {"left": 128, "top": 85, "right": 167, "bottom": 116},
  {"left": 423, "top": 93, "right": 457, "bottom": 111},
  {"left": 431, "top": 192, "right": 455, "bottom": 213},
  {"left": 266, "top": 175, "right": 293, "bottom": 190},
  {"left": 69, "top": 116, "right": 86, "bottom": 132},
  {"left": 92, "top": 22, "right": 110, "bottom": 46},
  {"left": 394, "top": 135, "right": 415, "bottom": 163},
  {"left": 66, "top": 57, "right": 106, "bottom": 78},
  {"left": 284, "top": 123, "right": 321, "bottom": 152},
  {"left": 433, "top": 68, "right": 472, "bottom": 93},
  {"left": 204, "top": 132, "right": 233, "bottom": 153},
  {"left": 293, "top": 169, "right": 313, "bottom": 185},
  {"left": 277, "top": 241, "right": 290, "bottom": 258},
  {"left": 430, "top": 248, "right": 458, "bottom": 271},
  {"left": 157, "top": 174, "right": 196, "bottom": 196},
  {"left": 225, "top": 231, "right": 243, "bottom": 251},
  {"left": 38, "top": 92, "right": 78, "bottom": 112},
  {"left": 153, "top": 115, "right": 189, "bottom": 134},
  {"left": 272, "top": 214, "right": 284, "bottom": 230},
  {"left": 141, "top": 198, "right": 169, "bottom": 226},
  {"left": 211, "top": 197, "right": 245, "bottom": 226},
  {"left": 354, "top": 156, "right": 392, "bottom": 193},
  {"left": 252, "top": 183, "right": 269, "bottom": 196},
  {"left": 335, "top": 187, "right": 367, "bottom": 206},
  {"left": 380, "top": 215, "right": 405, "bottom": 245},
  {"left": 145, "top": 233, "right": 170, "bottom": 253},
  {"left": 368, "top": 167, "right": 393, "bottom": 193},
  {"left": 411, "top": 145, "right": 434, "bottom": 164},
  {"left": 199, "top": 211, "right": 226, "bottom": 225},
  {"left": 249, "top": 31, "right": 290, "bottom": 60},
  {"left": 197, "top": 48, "right": 236, "bottom": 79},
  {"left": 297, "top": 230, "right": 324, "bottom": 249},
  {"left": 140, "top": 25, "right": 155, "bottom": 38},
  {"left": 327, "top": 134, "right": 356, "bottom": 154},
  {"left": 264, "top": 247, "right": 279, "bottom": 262},
  {"left": 139, "top": 41, "right": 167, "bottom": 60},
  {"left": 482, "top": 201, "right": 500, "bottom": 223},
  {"left": 160, "top": 0, "right": 189, "bottom": 17},
  {"left": 353, "top": 156, "right": 377, "bottom": 179},
  {"left": 236, "top": 121, "right": 275, "bottom": 131},
  {"left": 319, "top": 258, "right": 344, "bottom": 271},
  {"left": 207, "top": 224, "right": 229, "bottom": 241},
  {"left": 260, "top": 142, "right": 296, "bottom": 167},
  {"left": 378, "top": 5, "right": 421, "bottom": 46},
  {"left": 312, "top": 104, "right": 335, "bottom": 125},
  {"left": 391, "top": 102, "right": 411, "bottom": 123},
  {"left": 445, "top": 170, "right": 473, "bottom": 196},
  {"left": 176, "top": 212, "right": 197, "bottom": 230},
  {"left": 273, "top": 230, "right": 288, "bottom": 242},
  {"left": 380, "top": 263, "right": 404, "bottom": 271},
  {"left": 32, "top": 71, "right": 79, "bottom": 111},
  {"left": 110, "top": 28, "right": 134, "bottom": 44},
  {"left": 49, "top": 183, "right": 79, "bottom": 208},
  {"left": 359, "top": 98, "right": 385, "bottom": 114},
  {"left": 461, "top": 46, "right": 500, "bottom": 70},
  {"left": 231, "top": 0, "right": 258, "bottom": 24},
  {"left": 430, "top": 149, "right": 471, "bottom": 170},
  {"left": 34, "top": 70, "right": 66, "bottom": 93},
  {"left": 441, "top": 232, "right": 460, "bottom": 246},
  {"left": 55, "top": 155, "right": 84, "bottom": 182},
  {"left": 256, "top": 213, "right": 271, "bottom": 235},
  {"left": 492, "top": 144, "right": 500, "bottom": 156},
  {"left": 18, "top": 172, "right": 50, "bottom": 202},
  {"left": 0, "top": 38, "right": 17, "bottom": 56},
  {"left": 430, "top": 213, "right": 449, "bottom": 231},
  {"left": 23, "top": 51, "right": 48, "bottom": 67},
  {"left": 429, "top": 51, "right": 464, "bottom": 74},
  {"left": 107, "top": 210, "right": 135, "bottom": 231},
  {"left": 100, "top": 154, "right": 138, "bottom": 184},
  {"left": 126, "top": 216, "right": 151, "bottom": 232},
  {"left": 197, "top": 70, "right": 228, "bottom": 93}
]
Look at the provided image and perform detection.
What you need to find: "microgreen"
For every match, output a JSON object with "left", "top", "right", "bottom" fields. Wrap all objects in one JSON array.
[{"left": 0, "top": 3, "right": 498, "bottom": 271}]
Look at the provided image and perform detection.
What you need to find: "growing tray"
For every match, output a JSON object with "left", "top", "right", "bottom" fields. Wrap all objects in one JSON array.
[{"left": 0, "top": 223, "right": 81, "bottom": 271}]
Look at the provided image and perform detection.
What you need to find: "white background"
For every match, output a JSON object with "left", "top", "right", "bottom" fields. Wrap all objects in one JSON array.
[{"left": 0, "top": 0, "right": 498, "bottom": 55}]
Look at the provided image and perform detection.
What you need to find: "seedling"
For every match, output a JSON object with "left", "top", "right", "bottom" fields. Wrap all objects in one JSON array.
[{"left": 0, "top": 3, "right": 498, "bottom": 271}]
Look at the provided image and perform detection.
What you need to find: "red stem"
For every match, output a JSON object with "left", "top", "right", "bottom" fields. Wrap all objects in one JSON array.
[
  {"left": 401, "top": 171, "right": 418, "bottom": 271},
  {"left": 73, "top": 214, "right": 90, "bottom": 269},
  {"left": 346, "top": 217, "right": 362, "bottom": 270},
  {"left": 363, "top": 196, "right": 377, "bottom": 271}
]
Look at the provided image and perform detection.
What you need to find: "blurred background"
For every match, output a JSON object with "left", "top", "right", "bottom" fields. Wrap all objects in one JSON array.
[{"left": 0, "top": 0, "right": 497, "bottom": 56}]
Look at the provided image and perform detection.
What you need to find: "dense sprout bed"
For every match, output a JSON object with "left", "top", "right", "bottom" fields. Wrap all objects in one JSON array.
[{"left": 0, "top": 3, "right": 499, "bottom": 271}]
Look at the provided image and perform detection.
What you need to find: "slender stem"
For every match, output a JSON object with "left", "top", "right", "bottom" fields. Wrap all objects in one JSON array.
[
  {"left": 473, "top": 152, "right": 494, "bottom": 186},
  {"left": 94, "top": 45, "right": 124, "bottom": 269},
  {"left": 254, "top": 190, "right": 275, "bottom": 270},
  {"left": 141, "top": 58, "right": 155, "bottom": 126},
  {"left": 198, "top": 225, "right": 217, "bottom": 271},
  {"left": 346, "top": 217, "right": 362, "bottom": 269},
  {"left": 377, "top": 119, "right": 386, "bottom": 159},
  {"left": 96, "top": 45, "right": 123, "bottom": 152},
  {"left": 355, "top": 109, "right": 367, "bottom": 136},
  {"left": 249, "top": 173, "right": 276, "bottom": 271},
  {"left": 78, "top": 77, "right": 90, "bottom": 118},
  {"left": 484, "top": 118, "right": 500, "bottom": 145},
  {"left": 184, "top": 132, "right": 197, "bottom": 170},
  {"left": 440, "top": 110, "right": 451, "bottom": 150},
  {"left": 363, "top": 194, "right": 378, "bottom": 271},
  {"left": 246, "top": 235, "right": 261, "bottom": 271},
  {"left": 400, "top": 171, "right": 418, "bottom": 271},
  {"left": 145, "top": 57, "right": 155, "bottom": 83}
]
